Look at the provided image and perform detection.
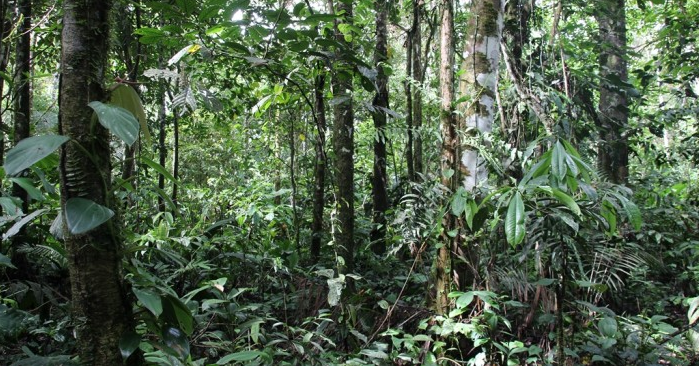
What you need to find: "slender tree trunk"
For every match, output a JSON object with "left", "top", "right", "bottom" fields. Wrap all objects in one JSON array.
[
  {"left": 172, "top": 113, "right": 179, "bottom": 208},
  {"left": 503, "top": 0, "right": 531, "bottom": 151},
  {"left": 157, "top": 83, "right": 167, "bottom": 212},
  {"left": 597, "top": 0, "right": 628, "bottom": 184},
  {"left": 331, "top": 0, "right": 355, "bottom": 276},
  {"left": 405, "top": 31, "right": 415, "bottom": 182},
  {"left": 9, "top": 0, "right": 32, "bottom": 279},
  {"left": 436, "top": 0, "right": 456, "bottom": 315},
  {"left": 412, "top": 0, "right": 424, "bottom": 179},
  {"left": 0, "top": 0, "right": 9, "bottom": 165},
  {"left": 311, "top": 73, "right": 327, "bottom": 264},
  {"left": 370, "top": 0, "right": 389, "bottom": 254},
  {"left": 119, "top": 0, "right": 142, "bottom": 183},
  {"left": 59, "top": 1, "right": 136, "bottom": 364}
]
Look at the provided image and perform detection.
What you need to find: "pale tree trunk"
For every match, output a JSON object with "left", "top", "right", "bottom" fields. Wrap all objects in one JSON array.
[
  {"left": 370, "top": 0, "right": 389, "bottom": 254},
  {"left": 9, "top": 0, "right": 32, "bottom": 280},
  {"left": 457, "top": 0, "right": 504, "bottom": 289},
  {"left": 436, "top": 0, "right": 456, "bottom": 315},
  {"left": 59, "top": 1, "right": 137, "bottom": 364},
  {"left": 597, "top": 0, "right": 628, "bottom": 184},
  {"left": 459, "top": 0, "right": 504, "bottom": 192},
  {"left": 331, "top": 0, "right": 355, "bottom": 276}
]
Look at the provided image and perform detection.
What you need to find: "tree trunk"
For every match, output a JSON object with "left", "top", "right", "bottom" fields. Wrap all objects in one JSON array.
[
  {"left": 331, "top": 0, "right": 355, "bottom": 276},
  {"left": 0, "top": 0, "right": 10, "bottom": 165},
  {"left": 412, "top": 0, "right": 424, "bottom": 179},
  {"left": 311, "top": 73, "right": 327, "bottom": 264},
  {"left": 158, "top": 83, "right": 167, "bottom": 212},
  {"left": 59, "top": 1, "right": 136, "bottom": 364},
  {"left": 459, "top": 0, "right": 503, "bottom": 192},
  {"left": 597, "top": 0, "right": 628, "bottom": 184},
  {"left": 9, "top": 0, "right": 32, "bottom": 279},
  {"left": 436, "top": 0, "right": 456, "bottom": 315},
  {"left": 405, "top": 31, "right": 415, "bottom": 182},
  {"left": 370, "top": 0, "right": 389, "bottom": 254},
  {"left": 118, "top": 0, "right": 142, "bottom": 183}
]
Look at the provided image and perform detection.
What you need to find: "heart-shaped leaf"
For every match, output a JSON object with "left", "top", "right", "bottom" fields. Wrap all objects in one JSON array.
[
  {"left": 4, "top": 135, "right": 70, "bottom": 176},
  {"left": 64, "top": 198, "right": 114, "bottom": 234},
  {"left": 88, "top": 101, "right": 139, "bottom": 147}
]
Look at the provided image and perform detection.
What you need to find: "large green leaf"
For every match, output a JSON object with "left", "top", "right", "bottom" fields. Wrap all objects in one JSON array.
[
  {"left": 550, "top": 188, "right": 582, "bottom": 216},
  {"left": 119, "top": 331, "right": 141, "bottom": 360},
  {"left": 4, "top": 135, "right": 69, "bottom": 176},
  {"left": 598, "top": 317, "right": 618, "bottom": 337},
  {"left": 133, "top": 288, "right": 163, "bottom": 317},
  {"left": 88, "top": 101, "right": 139, "bottom": 147},
  {"left": 610, "top": 191, "right": 642, "bottom": 231},
  {"left": 0, "top": 253, "right": 15, "bottom": 269},
  {"left": 162, "top": 325, "right": 190, "bottom": 359},
  {"left": 110, "top": 84, "right": 150, "bottom": 143},
  {"left": 162, "top": 295, "right": 194, "bottom": 335},
  {"left": 64, "top": 198, "right": 114, "bottom": 235},
  {"left": 505, "top": 191, "right": 526, "bottom": 246},
  {"left": 9, "top": 177, "right": 45, "bottom": 201},
  {"left": 551, "top": 141, "right": 568, "bottom": 180}
]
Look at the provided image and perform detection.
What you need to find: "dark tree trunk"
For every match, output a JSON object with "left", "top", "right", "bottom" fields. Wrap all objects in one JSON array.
[
  {"left": 158, "top": 83, "right": 167, "bottom": 212},
  {"left": 172, "top": 113, "right": 179, "bottom": 209},
  {"left": 59, "top": 0, "right": 136, "bottom": 364},
  {"left": 405, "top": 32, "right": 415, "bottom": 182},
  {"left": 412, "top": 0, "right": 424, "bottom": 179},
  {"left": 9, "top": 0, "right": 32, "bottom": 279},
  {"left": 331, "top": 0, "right": 355, "bottom": 276},
  {"left": 0, "top": 0, "right": 11, "bottom": 165},
  {"left": 310, "top": 73, "right": 327, "bottom": 264},
  {"left": 118, "top": 0, "right": 142, "bottom": 183},
  {"left": 597, "top": 0, "right": 628, "bottom": 184},
  {"left": 436, "top": 0, "right": 456, "bottom": 315},
  {"left": 370, "top": 0, "right": 389, "bottom": 254}
]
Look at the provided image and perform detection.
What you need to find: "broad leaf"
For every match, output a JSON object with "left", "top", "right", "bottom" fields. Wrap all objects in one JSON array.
[
  {"left": 119, "top": 331, "right": 141, "bottom": 360},
  {"left": 64, "top": 198, "right": 114, "bottom": 234},
  {"left": 162, "top": 326, "right": 190, "bottom": 359},
  {"left": 133, "top": 288, "right": 163, "bottom": 317},
  {"left": 162, "top": 295, "right": 194, "bottom": 335},
  {"left": 551, "top": 141, "right": 568, "bottom": 180},
  {"left": 550, "top": 188, "right": 582, "bottom": 216},
  {"left": 0, "top": 253, "right": 15, "bottom": 269},
  {"left": 88, "top": 101, "right": 139, "bottom": 147},
  {"left": 598, "top": 317, "right": 618, "bottom": 337},
  {"left": 505, "top": 191, "right": 526, "bottom": 246},
  {"left": 4, "top": 135, "right": 69, "bottom": 176},
  {"left": 9, "top": 177, "right": 45, "bottom": 201},
  {"left": 3, "top": 209, "right": 48, "bottom": 241},
  {"left": 110, "top": 84, "right": 150, "bottom": 143}
]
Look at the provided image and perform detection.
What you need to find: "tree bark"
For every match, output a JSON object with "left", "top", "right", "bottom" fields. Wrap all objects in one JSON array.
[
  {"left": 331, "top": 0, "right": 355, "bottom": 276},
  {"left": 412, "top": 0, "right": 424, "bottom": 179},
  {"left": 0, "top": 0, "right": 11, "bottom": 165},
  {"left": 9, "top": 0, "right": 32, "bottom": 279},
  {"left": 370, "top": 0, "right": 389, "bottom": 254},
  {"left": 59, "top": 1, "right": 136, "bottom": 364},
  {"left": 436, "top": 0, "right": 456, "bottom": 315},
  {"left": 405, "top": 31, "right": 415, "bottom": 182},
  {"left": 597, "top": 0, "right": 628, "bottom": 184},
  {"left": 311, "top": 72, "right": 327, "bottom": 264},
  {"left": 459, "top": 0, "right": 503, "bottom": 192}
]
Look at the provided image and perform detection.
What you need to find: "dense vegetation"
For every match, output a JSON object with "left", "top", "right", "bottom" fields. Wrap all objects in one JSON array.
[{"left": 1, "top": 0, "right": 698, "bottom": 365}]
